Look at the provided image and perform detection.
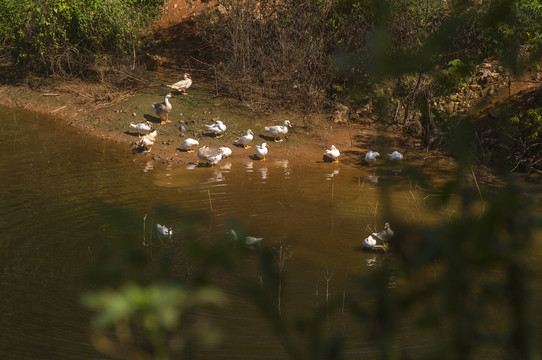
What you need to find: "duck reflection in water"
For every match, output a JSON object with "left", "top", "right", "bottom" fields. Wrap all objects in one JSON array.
[
  {"left": 245, "top": 161, "right": 254, "bottom": 172},
  {"left": 259, "top": 167, "right": 268, "bottom": 180},
  {"left": 142, "top": 160, "right": 154, "bottom": 173},
  {"left": 220, "top": 161, "right": 232, "bottom": 170},
  {"left": 208, "top": 171, "right": 225, "bottom": 183},
  {"left": 326, "top": 169, "right": 340, "bottom": 180},
  {"left": 365, "top": 254, "right": 378, "bottom": 267},
  {"left": 274, "top": 159, "right": 291, "bottom": 177}
]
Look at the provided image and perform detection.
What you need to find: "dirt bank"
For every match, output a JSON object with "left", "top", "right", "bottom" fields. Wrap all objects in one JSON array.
[{"left": 0, "top": 73, "right": 431, "bottom": 168}]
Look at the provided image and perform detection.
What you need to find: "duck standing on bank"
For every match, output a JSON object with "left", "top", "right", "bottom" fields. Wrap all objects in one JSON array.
[
  {"left": 264, "top": 120, "right": 292, "bottom": 142},
  {"left": 177, "top": 138, "right": 199, "bottom": 152},
  {"left": 167, "top": 73, "right": 192, "bottom": 94},
  {"left": 205, "top": 120, "right": 227, "bottom": 138},
  {"left": 364, "top": 150, "right": 380, "bottom": 164},
  {"left": 234, "top": 129, "right": 254, "bottom": 149},
  {"left": 152, "top": 93, "right": 174, "bottom": 124},
  {"left": 219, "top": 146, "right": 232, "bottom": 158},
  {"left": 138, "top": 130, "right": 157, "bottom": 153},
  {"left": 255, "top": 143, "right": 268, "bottom": 160},
  {"left": 129, "top": 121, "right": 152, "bottom": 137},
  {"left": 324, "top": 145, "right": 341, "bottom": 162},
  {"left": 198, "top": 146, "right": 224, "bottom": 166}
]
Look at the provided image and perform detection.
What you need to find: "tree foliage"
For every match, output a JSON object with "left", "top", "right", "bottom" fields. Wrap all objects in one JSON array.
[{"left": 0, "top": 0, "right": 164, "bottom": 75}]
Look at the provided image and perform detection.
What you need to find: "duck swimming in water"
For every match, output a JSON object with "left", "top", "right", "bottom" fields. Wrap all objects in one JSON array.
[
  {"left": 156, "top": 224, "right": 173, "bottom": 237},
  {"left": 387, "top": 151, "right": 403, "bottom": 161},
  {"left": 227, "top": 229, "right": 263, "bottom": 246},
  {"left": 364, "top": 150, "right": 380, "bottom": 164}
]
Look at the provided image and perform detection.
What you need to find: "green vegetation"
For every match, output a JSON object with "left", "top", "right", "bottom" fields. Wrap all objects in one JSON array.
[
  {"left": 82, "top": 283, "right": 224, "bottom": 360},
  {"left": 0, "top": 0, "right": 164, "bottom": 75},
  {"left": 507, "top": 107, "right": 542, "bottom": 171},
  {"left": 204, "top": 0, "right": 542, "bottom": 172},
  {"left": 205, "top": 0, "right": 541, "bottom": 103}
]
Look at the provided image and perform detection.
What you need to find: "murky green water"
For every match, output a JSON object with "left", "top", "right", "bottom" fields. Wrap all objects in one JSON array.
[{"left": 2, "top": 107, "right": 539, "bottom": 359}]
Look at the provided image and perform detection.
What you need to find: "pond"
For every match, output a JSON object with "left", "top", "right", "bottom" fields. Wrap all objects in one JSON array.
[{"left": 1, "top": 107, "right": 538, "bottom": 359}]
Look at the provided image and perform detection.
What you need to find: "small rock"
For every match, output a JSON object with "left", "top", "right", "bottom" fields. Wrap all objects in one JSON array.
[{"left": 132, "top": 112, "right": 136, "bottom": 117}]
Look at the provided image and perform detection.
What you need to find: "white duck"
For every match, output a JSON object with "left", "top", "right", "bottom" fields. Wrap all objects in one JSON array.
[
  {"left": 198, "top": 146, "right": 224, "bottom": 166},
  {"left": 156, "top": 224, "right": 173, "bottom": 237},
  {"left": 255, "top": 143, "right": 268, "bottom": 160},
  {"left": 219, "top": 146, "right": 232, "bottom": 158},
  {"left": 138, "top": 130, "right": 157, "bottom": 152},
  {"left": 204, "top": 120, "right": 227, "bottom": 138},
  {"left": 264, "top": 120, "right": 292, "bottom": 142},
  {"left": 234, "top": 129, "right": 254, "bottom": 149},
  {"left": 129, "top": 121, "right": 152, "bottom": 136},
  {"left": 227, "top": 229, "right": 263, "bottom": 246},
  {"left": 364, "top": 150, "right": 380, "bottom": 163},
  {"left": 324, "top": 145, "right": 340, "bottom": 162},
  {"left": 363, "top": 234, "right": 378, "bottom": 249},
  {"left": 152, "top": 93, "right": 174, "bottom": 124},
  {"left": 167, "top": 73, "right": 192, "bottom": 94},
  {"left": 177, "top": 138, "right": 199, "bottom": 152},
  {"left": 387, "top": 151, "right": 404, "bottom": 161}
]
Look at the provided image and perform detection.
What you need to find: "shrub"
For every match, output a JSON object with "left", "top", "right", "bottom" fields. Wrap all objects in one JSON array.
[
  {"left": 507, "top": 107, "right": 542, "bottom": 172},
  {"left": 0, "top": 0, "right": 164, "bottom": 76}
]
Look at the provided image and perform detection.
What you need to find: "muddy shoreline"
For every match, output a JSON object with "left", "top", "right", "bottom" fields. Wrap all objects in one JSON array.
[{"left": 0, "top": 75, "right": 445, "bottom": 172}]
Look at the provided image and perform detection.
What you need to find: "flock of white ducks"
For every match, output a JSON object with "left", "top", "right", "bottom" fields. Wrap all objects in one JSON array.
[
  {"left": 131, "top": 72, "right": 405, "bottom": 169},
  {"left": 133, "top": 73, "right": 403, "bottom": 249}
]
